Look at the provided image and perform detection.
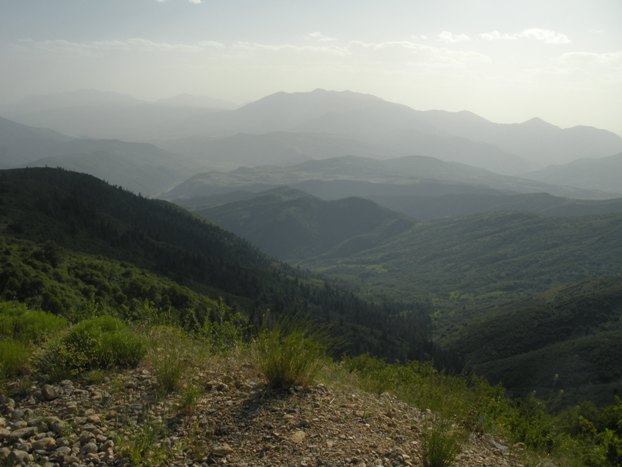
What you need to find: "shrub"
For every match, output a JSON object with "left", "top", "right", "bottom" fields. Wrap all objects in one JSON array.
[
  {"left": 0, "top": 338, "right": 31, "bottom": 377},
  {"left": 420, "top": 419, "right": 464, "bottom": 467},
  {"left": 255, "top": 326, "right": 326, "bottom": 389},
  {"left": 38, "top": 315, "right": 146, "bottom": 380},
  {"left": 0, "top": 302, "right": 67, "bottom": 343}
]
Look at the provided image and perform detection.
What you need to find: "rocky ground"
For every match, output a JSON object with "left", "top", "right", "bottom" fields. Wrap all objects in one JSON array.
[{"left": 0, "top": 357, "right": 529, "bottom": 466}]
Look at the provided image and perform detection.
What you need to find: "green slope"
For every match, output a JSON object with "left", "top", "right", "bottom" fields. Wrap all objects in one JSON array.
[
  {"left": 301, "top": 211, "right": 622, "bottom": 304},
  {"left": 443, "top": 277, "right": 622, "bottom": 405}
]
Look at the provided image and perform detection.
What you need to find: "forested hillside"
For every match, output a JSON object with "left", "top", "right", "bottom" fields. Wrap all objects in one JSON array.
[{"left": 0, "top": 167, "right": 435, "bottom": 360}]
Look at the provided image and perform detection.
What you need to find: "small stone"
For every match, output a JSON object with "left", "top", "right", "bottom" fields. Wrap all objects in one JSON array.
[
  {"left": 291, "top": 430, "right": 306, "bottom": 444},
  {"left": 355, "top": 410, "right": 365, "bottom": 417},
  {"left": 54, "top": 446, "right": 72, "bottom": 457},
  {"left": 81, "top": 442, "right": 98, "bottom": 455},
  {"left": 9, "top": 426, "right": 37, "bottom": 441},
  {"left": 0, "top": 447, "right": 10, "bottom": 460},
  {"left": 7, "top": 450, "right": 33, "bottom": 464},
  {"left": 212, "top": 443, "right": 233, "bottom": 457},
  {"left": 86, "top": 414, "right": 101, "bottom": 425},
  {"left": 32, "top": 437, "right": 56, "bottom": 450},
  {"left": 63, "top": 454, "right": 80, "bottom": 464},
  {"left": 41, "top": 385, "right": 60, "bottom": 401}
]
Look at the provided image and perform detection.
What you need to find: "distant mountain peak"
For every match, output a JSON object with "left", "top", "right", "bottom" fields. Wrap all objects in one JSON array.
[{"left": 521, "top": 117, "right": 558, "bottom": 129}]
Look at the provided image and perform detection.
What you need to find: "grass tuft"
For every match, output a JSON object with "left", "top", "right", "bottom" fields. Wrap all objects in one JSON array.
[
  {"left": 254, "top": 325, "right": 326, "bottom": 389},
  {"left": 421, "top": 419, "right": 464, "bottom": 467}
]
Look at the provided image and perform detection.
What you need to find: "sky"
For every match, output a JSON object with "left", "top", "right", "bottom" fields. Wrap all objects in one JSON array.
[{"left": 1, "top": 0, "right": 621, "bottom": 134}]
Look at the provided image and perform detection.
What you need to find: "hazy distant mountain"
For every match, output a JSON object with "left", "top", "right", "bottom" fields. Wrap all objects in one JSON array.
[
  {"left": 525, "top": 153, "right": 622, "bottom": 195},
  {"left": 165, "top": 89, "right": 621, "bottom": 172},
  {"left": 5, "top": 89, "right": 225, "bottom": 140},
  {"left": 162, "top": 155, "right": 611, "bottom": 202},
  {"left": 159, "top": 131, "right": 385, "bottom": 170},
  {"left": 155, "top": 93, "right": 237, "bottom": 110},
  {"left": 8, "top": 89, "right": 622, "bottom": 174},
  {"left": 197, "top": 186, "right": 412, "bottom": 262},
  {"left": 0, "top": 116, "right": 194, "bottom": 195},
  {"left": 0, "top": 116, "right": 72, "bottom": 167},
  {"left": 29, "top": 139, "right": 195, "bottom": 196},
  {"left": 421, "top": 110, "right": 622, "bottom": 167}
]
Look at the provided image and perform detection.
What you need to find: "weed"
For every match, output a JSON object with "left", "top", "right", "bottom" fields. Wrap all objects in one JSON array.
[
  {"left": 179, "top": 384, "right": 202, "bottom": 415},
  {"left": 118, "top": 421, "right": 171, "bottom": 466}
]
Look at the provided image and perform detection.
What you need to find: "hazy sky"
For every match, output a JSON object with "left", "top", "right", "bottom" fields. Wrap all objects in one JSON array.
[{"left": 1, "top": 0, "right": 621, "bottom": 134}]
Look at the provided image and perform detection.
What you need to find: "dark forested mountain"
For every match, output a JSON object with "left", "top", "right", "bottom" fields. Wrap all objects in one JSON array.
[
  {"left": 197, "top": 187, "right": 412, "bottom": 262},
  {"left": 0, "top": 117, "right": 194, "bottom": 195},
  {"left": 163, "top": 155, "right": 612, "bottom": 202},
  {"left": 0, "top": 167, "right": 434, "bottom": 360},
  {"left": 525, "top": 152, "right": 622, "bottom": 196},
  {"left": 443, "top": 276, "right": 622, "bottom": 405},
  {"left": 182, "top": 182, "right": 622, "bottom": 308}
]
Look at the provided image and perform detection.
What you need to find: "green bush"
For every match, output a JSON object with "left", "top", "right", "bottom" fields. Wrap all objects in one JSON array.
[
  {"left": 0, "top": 302, "right": 67, "bottom": 343},
  {"left": 0, "top": 338, "right": 31, "bottom": 377},
  {"left": 38, "top": 315, "right": 146, "bottom": 380},
  {"left": 420, "top": 419, "right": 464, "bottom": 467},
  {"left": 255, "top": 326, "right": 326, "bottom": 389}
]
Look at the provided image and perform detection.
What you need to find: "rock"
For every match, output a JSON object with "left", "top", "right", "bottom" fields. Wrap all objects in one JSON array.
[
  {"left": 7, "top": 449, "right": 33, "bottom": 465},
  {"left": 212, "top": 443, "right": 233, "bottom": 457},
  {"left": 0, "top": 447, "right": 10, "bottom": 461},
  {"left": 80, "top": 441, "right": 98, "bottom": 455},
  {"left": 0, "top": 416, "right": 6, "bottom": 427},
  {"left": 41, "top": 385, "right": 60, "bottom": 401},
  {"left": 32, "top": 437, "right": 56, "bottom": 450},
  {"left": 63, "top": 454, "right": 80, "bottom": 464},
  {"left": 8, "top": 426, "right": 37, "bottom": 441},
  {"left": 54, "top": 446, "right": 72, "bottom": 457},
  {"left": 86, "top": 414, "right": 101, "bottom": 425},
  {"left": 291, "top": 430, "right": 306, "bottom": 444}
]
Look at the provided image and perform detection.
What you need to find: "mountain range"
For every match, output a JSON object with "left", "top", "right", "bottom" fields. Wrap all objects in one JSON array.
[{"left": 6, "top": 89, "right": 622, "bottom": 175}]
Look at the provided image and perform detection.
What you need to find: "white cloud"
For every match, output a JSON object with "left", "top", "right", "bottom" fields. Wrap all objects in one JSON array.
[
  {"left": 307, "top": 31, "right": 335, "bottom": 42},
  {"left": 437, "top": 31, "right": 470, "bottom": 43},
  {"left": 479, "top": 28, "right": 570, "bottom": 44},
  {"left": 188, "top": 0, "right": 202, "bottom": 4}
]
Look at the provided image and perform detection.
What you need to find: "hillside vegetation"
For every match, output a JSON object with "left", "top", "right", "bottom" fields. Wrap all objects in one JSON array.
[{"left": 0, "top": 167, "right": 434, "bottom": 360}]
